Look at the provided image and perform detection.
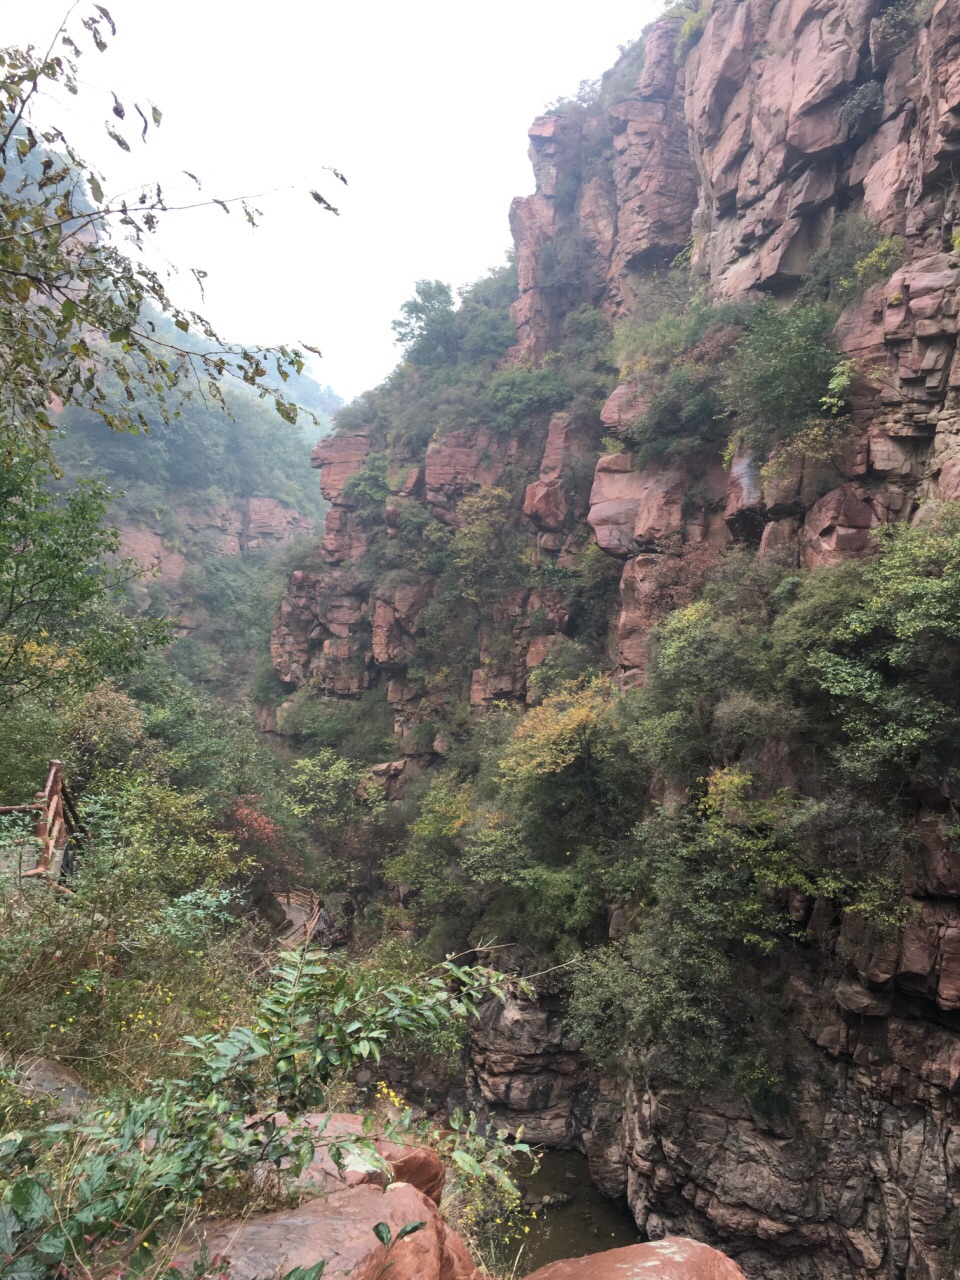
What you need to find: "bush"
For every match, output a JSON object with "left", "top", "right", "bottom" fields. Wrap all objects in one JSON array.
[
  {"left": 675, "top": 3, "right": 711, "bottom": 60},
  {"left": 875, "top": 0, "right": 932, "bottom": 46},
  {"left": 802, "top": 212, "right": 907, "bottom": 306},
  {"left": 804, "top": 504, "right": 960, "bottom": 786},
  {"left": 485, "top": 364, "right": 570, "bottom": 431},
  {"left": 457, "top": 263, "right": 518, "bottom": 364},
  {"left": 840, "top": 81, "right": 884, "bottom": 141},
  {"left": 720, "top": 301, "right": 842, "bottom": 455},
  {"left": 568, "top": 784, "right": 789, "bottom": 1089},
  {"left": 0, "top": 945, "right": 507, "bottom": 1279},
  {"left": 279, "top": 687, "right": 397, "bottom": 761},
  {"left": 342, "top": 451, "right": 392, "bottom": 519},
  {"left": 613, "top": 297, "right": 752, "bottom": 463}
]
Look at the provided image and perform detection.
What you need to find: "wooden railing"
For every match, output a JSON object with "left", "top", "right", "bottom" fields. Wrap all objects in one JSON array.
[
  {"left": 281, "top": 888, "right": 321, "bottom": 944},
  {"left": 0, "top": 759, "right": 83, "bottom": 882}
]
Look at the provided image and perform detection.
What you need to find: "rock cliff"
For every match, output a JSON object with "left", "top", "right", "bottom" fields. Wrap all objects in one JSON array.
[
  {"left": 272, "top": 3, "right": 960, "bottom": 1277},
  {"left": 121, "top": 496, "right": 313, "bottom": 600}
]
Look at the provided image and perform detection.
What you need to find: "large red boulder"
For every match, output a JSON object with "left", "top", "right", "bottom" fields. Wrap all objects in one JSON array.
[
  {"left": 522, "top": 1237, "right": 747, "bottom": 1280},
  {"left": 174, "top": 1182, "right": 480, "bottom": 1280}
]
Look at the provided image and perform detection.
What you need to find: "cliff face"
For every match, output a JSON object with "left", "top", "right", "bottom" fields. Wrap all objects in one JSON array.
[
  {"left": 274, "top": 0, "right": 960, "bottom": 715},
  {"left": 122, "top": 498, "right": 312, "bottom": 584},
  {"left": 509, "top": 0, "right": 960, "bottom": 688},
  {"left": 272, "top": 3, "right": 960, "bottom": 1277},
  {"left": 123, "top": 495, "right": 313, "bottom": 626}
]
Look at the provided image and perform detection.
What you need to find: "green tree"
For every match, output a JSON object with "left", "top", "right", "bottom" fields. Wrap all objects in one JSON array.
[
  {"left": 807, "top": 504, "right": 960, "bottom": 784},
  {"left": 0, "top": 458, "right": 168, "bottom": 706},
  {"left": 391, "top": 279, "right": 458, "bottom": 367}
]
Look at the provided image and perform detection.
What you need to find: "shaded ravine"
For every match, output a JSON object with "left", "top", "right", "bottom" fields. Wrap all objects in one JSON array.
[{"left": 518, "top": 1149, "right": 639, "bottom": 1272}]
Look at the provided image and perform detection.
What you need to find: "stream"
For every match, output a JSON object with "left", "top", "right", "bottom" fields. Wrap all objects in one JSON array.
[{"left": 515, "top": 1148, "right": 640, "bottom": 1272}]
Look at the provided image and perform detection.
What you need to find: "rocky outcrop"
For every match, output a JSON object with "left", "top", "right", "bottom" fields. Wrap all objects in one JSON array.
[
  {"left": 574, "top": 0, "right": 960, "bottom": 674},
  {"left": 270, "top": 431, "right": 373, "bottom": 694},
  {"left": 273, "top": 411, "right": 588, "bottom": 724},
  {"left": 469, "top": 585, "right": 571, "bottom": 709},
  {"left": 120, "top": 494, "right": 314, "bottom": 641},
  {"left": 173, "top": 1111, "right": 480, "bottom": 1280},
  {"left": 271, "top": 566, "right": 371, "bottom": 695},
  {"left": 424, "top": 429, "right": 519, "bottom": 522},
  {"left": 468, "top": 890, "right": 960, "bottom": 1280},
  {"left": 469, "top": 990, "right": 588, "bottom": 1147},
  {"left": 118, "top": 527, "right": 187, "bottom": 588},
  {"left": 510, "top": 20, "right": 698, "bottom": 360},
  {"left": 277, "top": 0, "right": 960, "bottom": 691},
  {"left": 371, "top": 578, "right": 434, "bottom": 670},
  {"left": 607, "top": 18, "right": 699, "bottom": 291},
  {"left": 524, "top": 412, "right": 595, "bottom": 537},
  {"left": 121, "top": 497, "right": 312, "bottom": 578},
  {"left": 173, "top": 1109, "right": 749, "bottom": 1280}
]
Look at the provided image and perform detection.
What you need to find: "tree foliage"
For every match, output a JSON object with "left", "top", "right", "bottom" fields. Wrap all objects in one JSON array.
[
  {"left": 0, "top": 13, "right": 325, "bottom": 462},
  {"left": 391, "top": 280, "right": 459, "bottom": 367},
  {"left": 0, "top": 458, "right": 167, "bottom": 706}
]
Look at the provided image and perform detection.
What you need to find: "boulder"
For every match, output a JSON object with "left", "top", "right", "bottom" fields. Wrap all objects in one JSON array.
[
  {"left": 800, "top": 483, "right": 895, "bottom": 567},
  {"left": 587, "top": 456, "right": 688, "bottom": 555},
  {"left": 1, "top": 1055, "right": 92, "bottom": 1113},
  {"left": 174, "top": 1182, "right": 481, "bottom": 1280},
  {"left": 522, "top": 1237, "right": 747, "bottom": 1279}
]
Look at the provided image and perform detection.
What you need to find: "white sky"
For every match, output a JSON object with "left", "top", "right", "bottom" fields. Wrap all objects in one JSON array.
[{"left": 8, "top": 0, "right": 662, "bottom": 402}]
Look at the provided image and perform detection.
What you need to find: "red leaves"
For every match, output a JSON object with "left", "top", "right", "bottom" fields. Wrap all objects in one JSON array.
[{"left": 228, "top": 795, "right": 302, "bottom": 883}]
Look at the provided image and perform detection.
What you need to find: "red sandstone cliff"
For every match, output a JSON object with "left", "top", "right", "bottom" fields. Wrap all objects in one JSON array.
[
  {"left": 272, "top": 4, "right": 960, "bottom": 1276},
  {"left": 120, "top": 495, "right": 314, "bottom": 662}
]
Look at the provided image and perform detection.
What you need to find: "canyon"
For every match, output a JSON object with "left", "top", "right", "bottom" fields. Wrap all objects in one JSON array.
[{"left": 266, "top": 2, "right": 960, "bottom": 1278}]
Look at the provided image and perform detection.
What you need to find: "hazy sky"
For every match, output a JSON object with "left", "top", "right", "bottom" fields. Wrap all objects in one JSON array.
[{"left": 9, "top": 1, "right": 662, "bottom": 401}]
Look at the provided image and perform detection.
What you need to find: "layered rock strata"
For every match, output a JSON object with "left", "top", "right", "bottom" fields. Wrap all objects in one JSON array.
[
  {"left": 271, "top": 419, "right": 589, "bottom": 729},
  {"left": 273, "top": 3, "right": 960, "bottom": 1276},
  {"left": 121, "top": 494, "right": 312, "bottom": 634}
]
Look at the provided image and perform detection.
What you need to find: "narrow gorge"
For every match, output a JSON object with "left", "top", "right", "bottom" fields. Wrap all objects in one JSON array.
[
  {"left": 264, "top": 2, "right": 960, "bottom": 1277},
  {"left": 7, "top": 2, "right": 960, "bottom": 1279}
]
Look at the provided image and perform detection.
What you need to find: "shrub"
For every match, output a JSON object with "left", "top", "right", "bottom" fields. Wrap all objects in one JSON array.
[
  {"left": 0, "top": 459, "right": 169, "bottom": 710},
  {"left": 342, "top": 451, "right": 392, "bottom": 519},
  {"left": 805, "top": 503, "right": 960, "bottom": 785},
  {"left": 457, "top": 263, "right": 518, "bottom": 364},
  {"left": 486, "top": 364, "right": 570, "bottom": 431},
  {"left": 568, "top": 785, "right": 789, "bottom": 1088},
  {"left": 802, "top": 212, "right": 907, "bottom": 306},
  {"left": 536, "top": 229, "right": 589, "bottom": 289},
  {"left": 720, "top": 301, "right": 842, "bottom": 455},
  {"left": 675, "top": 3, "right": 711, "bottom": 60},
  {"left": 848, "top": 235, "right": 908, "bottom": 296},
  {"left": 613, "top": 296, "right": 752, "bottom": 464},
  {"left": 0, "top": 947, "right": 507, "bottom": 1280},
  {"left": 840, "top": 81, "right": 884, "bottom": 141},
  {"left": 875, "top": 0, "right": 932, "bottom": 45}
]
